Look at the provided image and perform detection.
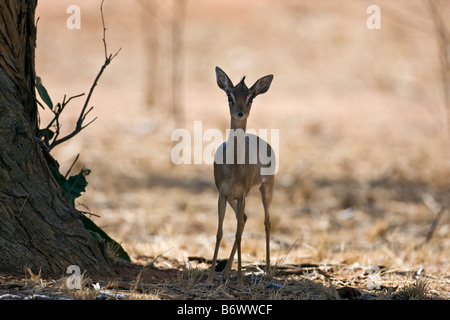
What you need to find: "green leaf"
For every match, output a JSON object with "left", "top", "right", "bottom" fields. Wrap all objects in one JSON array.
[
  {"left": 81, "top": 215, "right": 131, "bottom": 262},
  {"left": 50, "top": 166, "right": 130, "bottom": 262},
  {"left": 50, "top": 167, "right": 90, "bottom": 208},
  {"left": 62, "top": 168, "right": 91, "bottom": 207},
  {"left": 36, "top": 76, "right": 53, "bottom": 110}
]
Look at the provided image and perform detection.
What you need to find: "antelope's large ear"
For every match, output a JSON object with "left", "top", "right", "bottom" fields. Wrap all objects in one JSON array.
[
  {"left": 250, "top": 74, "right": 273, "bottom": 96},
  {"left": 215, "top": 66, "right": 234, "bottom": 92}
]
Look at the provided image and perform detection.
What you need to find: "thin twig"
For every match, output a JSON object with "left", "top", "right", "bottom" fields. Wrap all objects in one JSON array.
[
  {"left": 44, "top": 93, "right": 84, "bottom": 133},
  {"left": 425, "top": 206, "right": 447, "bottom": 243},
  {"left": 78, "top": 209, "right": 101, "bottom": 219},
  {"left": 64, "top": 92, "right": 85, "bottom": 106},
  {"left": 64, "top": 153, "right": 80, "bottom": 179},
  {"left": 101, "top": 0, "right": 108, "bottom": 61},
  {"left": 422, "top": 193, "right": 447, "bottom": 243},
  {"left": 101, "top": 0, "right": 121, "bottom": 61},
  {"left": 144, "top": 248, "right": 173, "bottom": 268},
  {"left": 48, "top": 1, "right": 120, "bottom": 150}
]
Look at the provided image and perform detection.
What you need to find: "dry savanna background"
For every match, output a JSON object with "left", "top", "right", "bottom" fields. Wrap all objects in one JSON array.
[{"left": 5, "top": 0, "right": 449, "bottom": 300}]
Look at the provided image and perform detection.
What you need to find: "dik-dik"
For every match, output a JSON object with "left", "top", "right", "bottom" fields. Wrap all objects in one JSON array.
[{"left": 207, "top": 67, "right": 275, "bottom": 285}]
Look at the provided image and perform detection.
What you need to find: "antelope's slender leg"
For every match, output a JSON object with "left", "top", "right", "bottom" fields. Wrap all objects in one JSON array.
[
  {"left": 222, "top": 200, "right": 247, "bottom": 278},
  {"left": 260, "top": 178, "right": 274, "bottom": 273},
  {"left": 207, "top": 194, "right": 227, "bottom": 283},
  {"left": 235, "top": 195, "right": 246, "bottom": 286}
]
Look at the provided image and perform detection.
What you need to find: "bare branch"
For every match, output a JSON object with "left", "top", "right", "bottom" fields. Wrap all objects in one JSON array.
[
  {"left": 425, "top": 206, "right": 447, "bottom": 243},
  {"left": 64, "top": 153, "right": 80, "bottom": 179},
  {"left": 64, "top": 92, "right": 85, "bottom": 106},
  {"left": 44, "top": 93, "right": 84, "bottom": 131},
  {"left": 81, "top": 116, "right": 97, "bottom": 130},
  {"left": 48, "top": 1, "right": 120, "bottom": 150},
  {"left": 101, "top": 0, "right": 108, "bottom": 60},
  {"left": 101, "top": 0, "right": 121, "bottom": 61}
]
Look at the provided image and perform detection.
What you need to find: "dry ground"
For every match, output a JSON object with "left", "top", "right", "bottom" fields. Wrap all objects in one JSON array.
[{"left": 1, "top": 0, "right": 449, "bottom": 300}]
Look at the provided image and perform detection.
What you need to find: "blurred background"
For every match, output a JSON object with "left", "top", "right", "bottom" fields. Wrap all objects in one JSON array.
[{"left": 35, "top": 0, "right": 449, "bottom": 287}]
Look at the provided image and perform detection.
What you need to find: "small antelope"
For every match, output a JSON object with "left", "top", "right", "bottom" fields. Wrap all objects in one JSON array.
[{"left": 207, "top": 66, "right": 275, "bottom": 285}]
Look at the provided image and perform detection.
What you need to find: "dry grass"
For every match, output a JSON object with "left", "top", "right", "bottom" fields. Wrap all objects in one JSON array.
[
  {"left": 395, "top": 278, "right": 431, "bottom": 300},
  {"left": 3, "top": 0, "right": 448, "bottom": 300},
  {"left": 2, "top": 260, "right": 445, "bottom": 300}
]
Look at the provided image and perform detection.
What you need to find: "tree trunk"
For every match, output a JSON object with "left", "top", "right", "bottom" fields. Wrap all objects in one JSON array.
[{"left": 0, "top": 1, "right": 115, "bottom": 276}]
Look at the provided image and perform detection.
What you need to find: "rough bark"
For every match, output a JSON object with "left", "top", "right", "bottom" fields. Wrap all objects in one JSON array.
[{"left": 0, "top": 0, "right": 115, "bottom": 276}]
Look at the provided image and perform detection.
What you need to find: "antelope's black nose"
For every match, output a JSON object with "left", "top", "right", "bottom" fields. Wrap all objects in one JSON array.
[{"left": 238, "top": 112, "right": 244, "bottom": 117}]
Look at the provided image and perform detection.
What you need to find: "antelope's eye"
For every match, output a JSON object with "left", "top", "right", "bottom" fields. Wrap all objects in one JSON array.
[
  {"left": 227, "top": 94, "right": 234, "bottom": 105},
  {"left": 248, "top": 96, "right": 254, "bottom": 105}
]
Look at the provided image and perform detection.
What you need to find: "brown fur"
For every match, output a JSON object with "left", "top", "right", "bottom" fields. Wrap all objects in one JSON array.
[{"left": 207, "top": 67, "right": 275, "bottom": 285}]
